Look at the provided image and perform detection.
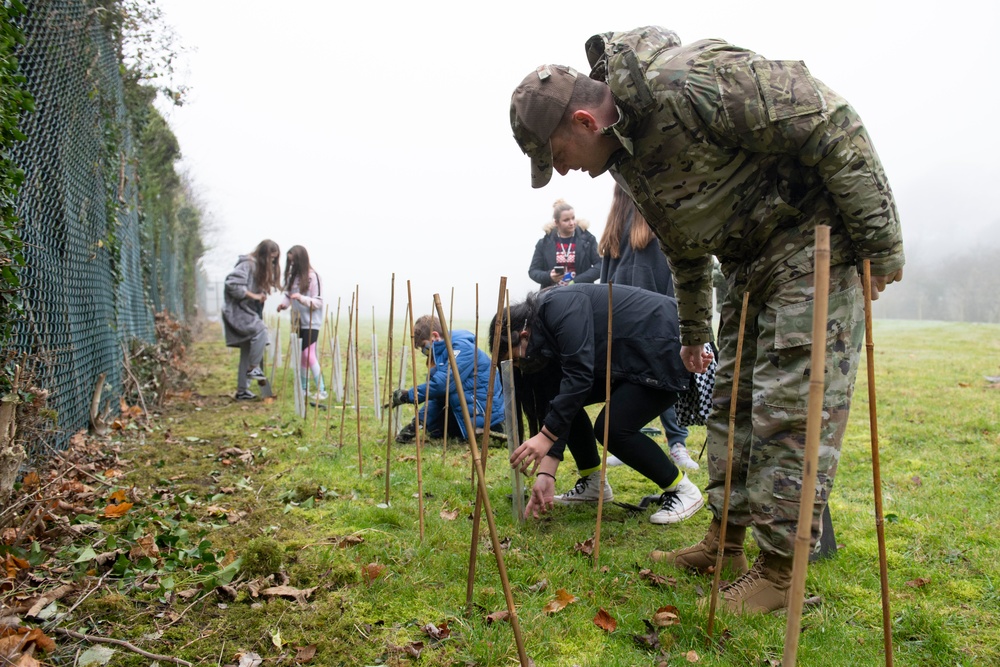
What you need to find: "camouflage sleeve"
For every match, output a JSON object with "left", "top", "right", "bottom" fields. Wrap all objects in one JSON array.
[
  {"left": 688, "top": 56, "right": 904, "bottom": 275},
  {"left": 666, "top": 251, "right": 714, "bottom": 346}
]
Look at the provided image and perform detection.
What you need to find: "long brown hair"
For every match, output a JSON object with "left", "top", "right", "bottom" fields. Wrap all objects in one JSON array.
[
  {"left": 251, "top": 239, "right": 281, "bottom": 293},
  {"left": 283, "top": 245, "right": 313, "bottom": 294},
  {"left": 599, "top": 184, "right": 656, "bottom": 259}
]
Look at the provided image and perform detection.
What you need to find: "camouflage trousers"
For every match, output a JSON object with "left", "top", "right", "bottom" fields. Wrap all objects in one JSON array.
[{"left": 704, "top": 260, "right": 864, "bottom": 557}]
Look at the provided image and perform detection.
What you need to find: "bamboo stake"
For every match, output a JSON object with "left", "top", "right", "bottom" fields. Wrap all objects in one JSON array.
[
  {"left": 279, "top": 309, "right": 298, "bottom": 398},
  {"left": 433, "top": 294, "right": 530, "bottom": 666},
  {"left": 472, "top": 283, "right": 480, "bottom": 493},
  {"left": 783, "top": 224, "right": 831, "bottom": 665},
  {"left": 372, "top": 306, "right": 380, "bottom": 422},
  {"left": 593, "top": 282, "right": 613, "bottom": 569},
  {"left": 406, "top": 282, "right": 425, "bottom": 541},
  {"left": 384, "top": 274, "right": 396, "bottom": 505},
  {"left": 326, "top": 297, "right": 343, "bottom": 426},
  {"left": 442, "top": 287, "right": 455, "bottom": 452},
  {"left": 421, "top": 296, "right": 434, "bottom": 446},
  {"left": 863, "top": 259, "right": 894, "bottom": 666},
  {"left": 395, "top": 304, "right": 410, "bottom": 434},
  {"left": 466, "top": 277, "right": 507, "bottom": 612},
  {"left": 313, "top": 304, "right": 327, "bottom": 428},
  {"left": 338, "top": 298, "right": 354, "bottom": 449},
  {"left": 504, "top": 289, "right": 525, "bottom": 520},
  {"left": 305, "top": 300, "right": 314, "bottom": 418},
  {"left": 707, "top": 290, "right": 751, "bottom": 638},
  {"left": 354, "top": 285, "right": 362, "bottom": 475}
]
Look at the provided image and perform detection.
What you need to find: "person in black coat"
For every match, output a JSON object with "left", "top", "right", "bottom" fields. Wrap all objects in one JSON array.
[
  {"left": 527, "top": 199, "right": 601, "bottom": 288},
  {"left": 492, "top": 283, "right": 708, "bottom": 524}
]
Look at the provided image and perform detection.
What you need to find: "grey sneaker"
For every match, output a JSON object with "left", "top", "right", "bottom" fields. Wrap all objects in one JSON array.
[
  {"left": 670, "top": 443, "right": 700, "bottom": 470},
  {"left": 246, "top": 367, "right": 266, "bottom": 381},
  {"left": 649, "top": 475, "right": 705, "bottom": 524},
  {"left": 554, "top": 471, "right": 613, "bottom": 505}
]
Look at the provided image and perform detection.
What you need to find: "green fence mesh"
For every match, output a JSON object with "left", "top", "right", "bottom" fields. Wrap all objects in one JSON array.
[{"left": 8, "top": 0, "right": 179, "bottom": 456}]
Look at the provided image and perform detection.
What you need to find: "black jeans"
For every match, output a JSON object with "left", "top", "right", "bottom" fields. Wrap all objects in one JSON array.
[{"left": 525, "top": 372, "right": 681, "bottom": 488}]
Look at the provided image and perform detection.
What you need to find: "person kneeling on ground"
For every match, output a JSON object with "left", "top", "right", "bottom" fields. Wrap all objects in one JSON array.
[
  {"left": 389, "top": 315, "right": 504, "bottom": 443},
  {"left": 494, "top": 283, "right": 705, "bottom": 525}
]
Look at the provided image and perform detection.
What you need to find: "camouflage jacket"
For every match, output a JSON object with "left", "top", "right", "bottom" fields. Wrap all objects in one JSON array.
[{"left": 586, "top": 27, "right": 904, "bottom": 345}]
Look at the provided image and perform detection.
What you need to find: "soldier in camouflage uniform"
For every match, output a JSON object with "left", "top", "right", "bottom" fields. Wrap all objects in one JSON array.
[{"left": 509, "top": 26, "right": 904, "bottom": 614}]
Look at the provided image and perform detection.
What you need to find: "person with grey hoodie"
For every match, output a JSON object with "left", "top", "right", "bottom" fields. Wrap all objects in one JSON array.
[{"left": 222, "top": 239, "right": 281, "bottom": 400}]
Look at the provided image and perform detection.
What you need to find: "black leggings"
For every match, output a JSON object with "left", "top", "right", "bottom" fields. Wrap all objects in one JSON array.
[{"left": 562, "top": 382, "right": 680, "bottom": 489}]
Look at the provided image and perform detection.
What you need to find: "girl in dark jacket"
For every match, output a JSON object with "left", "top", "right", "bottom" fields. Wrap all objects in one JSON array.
[
  {"left": 493, "top": 283, "right": 707, "bottom": 524},
  {"left": 527, "top": 199, "right": 601, "bottom": 287},
  {"left": 599, "top": 184, "right": 698, "bottom": 470}
]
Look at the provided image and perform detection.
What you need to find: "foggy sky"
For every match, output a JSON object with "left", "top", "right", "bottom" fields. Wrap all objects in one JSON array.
[{"left": 155, "top": 0, "right": 1000, "bottom": 320}]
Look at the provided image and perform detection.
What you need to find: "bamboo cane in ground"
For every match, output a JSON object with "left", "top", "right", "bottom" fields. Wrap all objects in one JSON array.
[
  {"left": 783, "top": 224, "right": 831, "bottom": 666},
  {"left": 471, "top": 283, "right": 480, "bottom": 493},
  {"left": 707, "top": 290, "right": 751, "bottom": 638},
  {"left": 863, "top": 258, "right": 894, "bottom": 666},
  {"left": 279, "top": 309, "right": 298, "bottom": 399},
  {"left": 354, "top": 285, "right": 362, "bottom": 475},
  {"left": 593, "top": 282, "right": 613, "bottom": 569},
  {"left": 433, "top": 293, "right": 530, "bottom": 666},
  {"left": 441, "top": 287, "right": 455, "bottom": 452},
  {"left": 326, "top": 298, "right": 342, "bottom": 431},
  {"left": 406, "top": 282, "right": 425, "bottom": 541},
  {"left": 338, "top": 298, "right": 354, "bottom": 449},
  {"left": 313, "top": 305, "right": 328, "bottom": 428},
  {"left": 466, "top": 277, "right": 507, "bottom": 612},
  {"left": 384, "top": 274, "right": 396, "bottom": 505}
]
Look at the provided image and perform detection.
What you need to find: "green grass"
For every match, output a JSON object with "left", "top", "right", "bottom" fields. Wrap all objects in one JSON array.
[{"left": 69, "top": 319, "right": 1000, "bottom": 666}]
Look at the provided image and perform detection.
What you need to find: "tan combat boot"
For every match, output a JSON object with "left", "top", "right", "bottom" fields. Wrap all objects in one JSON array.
[
  {"left": 650, "top": 519, "right": 749, "bottom": 576},
  {"left": 717, "top": 551, "right": 795, "bottom": 614}
]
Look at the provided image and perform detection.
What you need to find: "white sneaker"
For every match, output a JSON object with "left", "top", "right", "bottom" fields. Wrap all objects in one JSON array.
[
  {"left": 554, "top": 471, "right": 613, "bottom": 505},
  {"left": 649, "top": 475, "right": 704, "bottom": 524},
  {"left": 311, "top": 390, "right": 328, "bottom": 402},
  {"left": 247, "top": 367, "right": 266, "bottom": 381},
  {"left": 605, "top": 454, "right": 624, "bottom": 467},
  {"left": 670, "top": 443, "right": 700, "bottom": 470}
]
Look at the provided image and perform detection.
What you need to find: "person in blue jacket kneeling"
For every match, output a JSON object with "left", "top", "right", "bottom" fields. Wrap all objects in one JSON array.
[{"left": 390, "top": 315, "right": 504, "bottom": 443}]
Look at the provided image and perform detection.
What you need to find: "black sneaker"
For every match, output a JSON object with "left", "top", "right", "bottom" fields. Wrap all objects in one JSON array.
[
  {"left": 246, "top": 367, "right": 266, "bottom": 382},
  {"left": 235, "top": 389, "right": 257, "bottom": 401},
  {"left": 395, "top": 419, "right": 417, "bottom": 444}
]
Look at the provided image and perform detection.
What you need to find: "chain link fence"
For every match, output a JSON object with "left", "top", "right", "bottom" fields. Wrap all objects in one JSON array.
[{"left": 6, "top": 0, "right": 185, "bottom": 456}]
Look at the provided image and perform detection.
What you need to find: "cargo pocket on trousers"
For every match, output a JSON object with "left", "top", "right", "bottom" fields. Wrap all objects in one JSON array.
[{"left": 772, "top": 467, "right": 831, "bottom": 508}]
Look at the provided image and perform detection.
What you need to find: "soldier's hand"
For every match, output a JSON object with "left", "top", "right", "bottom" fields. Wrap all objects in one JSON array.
[{"left": 869, "top": 268, "right": 903, "bottom": 301}]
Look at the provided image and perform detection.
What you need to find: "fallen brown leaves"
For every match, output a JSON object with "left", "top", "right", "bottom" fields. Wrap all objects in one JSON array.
[{"left": 542, "top": 588, "right": 577, "bottom": 614}]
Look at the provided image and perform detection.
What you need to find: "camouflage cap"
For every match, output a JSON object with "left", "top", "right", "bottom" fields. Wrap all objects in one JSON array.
[{"left": 510, "top": 65, "right": 579, "bottom": 189}]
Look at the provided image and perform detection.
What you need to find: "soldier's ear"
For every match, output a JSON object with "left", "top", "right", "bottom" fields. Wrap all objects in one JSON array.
[{"left": 571, "top": 110, "right": 600, "bottom": 132}]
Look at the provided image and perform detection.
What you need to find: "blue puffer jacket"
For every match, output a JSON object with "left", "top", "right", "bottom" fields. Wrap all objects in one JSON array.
[{"left": 409, "top": 330, "right": 504, "bottom": 438}]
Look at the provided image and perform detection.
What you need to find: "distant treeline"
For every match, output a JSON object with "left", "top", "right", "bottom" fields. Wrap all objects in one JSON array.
[{"left": 874, "top": 242, "right": 1000, "bottom": 323}]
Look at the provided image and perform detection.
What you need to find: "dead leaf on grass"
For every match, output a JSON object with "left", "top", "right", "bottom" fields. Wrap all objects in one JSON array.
[
  {"left": 574, "top": 537, "right": 595, "bottom": 557},
  {"left": 421, "top": 621, "right": 451, "bottom": 640},
  {"left": 685, "top": 649, "right": 700, "bottom": 662},
  {"left": 261, "top": 585, "right": 317, "bottom": 604},
  {"left": 440, "top": 508, "right": 459, "bottom": 521},
  {"left": 294, "top": 644, "right": 316, "bottom": 664},
  {"left": 906, "top": 577, "right": 931, "bottom": 588},
  {"left": 129, "top": 534, "right": 160, "bottom": 561},
  {"left": 4, "top": 554, "right": 30, "bottom": 577},
  {"left": 542, "top": 588, "right": 577, "bottom": 614},
  {"left": 21, "top": 473, "right": 39, "bottom": 492},
  {"left": 236, "top": 651, "right": 263, "bottom": 667},
  {"left": 362, "top": 563, "right": 385, "bottom": 584},
  {"left": 331, "top": 535, "right": 363, "bottom": 548},
  {"left": 108, "top": 489, "right": 127, "bottom": 503},
  {"left": 911, "top": 475, "right": 922, "bottom": 486},
  {"left": 593, "top": 608, "right": 617, "bottom": 632},
  {"left": 528, "top": 578, "right": 548, "bottom": 593},
  {"left": 485, "top": 609, "right": 509, "bottom": 625},
  {"left": 639, "top": 569, "right": 677, "bottom": 588},
  {"left": 102, "top": 502, "right": 132, "bottom": 518},
  {"left": 653, "top": 605, "right": 680, "bottom": 627}
]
